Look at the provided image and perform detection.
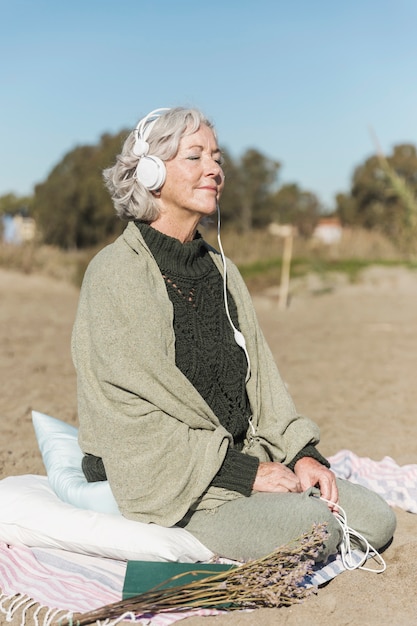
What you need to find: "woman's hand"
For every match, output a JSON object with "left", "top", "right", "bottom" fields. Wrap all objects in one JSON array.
[
  {"left": 294, "top": 457, "right": 339, "bottom": 508},
  {"left": 253, "top": 461, "right": 302, "bottom": 493}
]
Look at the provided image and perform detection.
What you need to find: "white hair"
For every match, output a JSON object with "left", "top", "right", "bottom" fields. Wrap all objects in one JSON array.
[{"left": 103, "top": 107, "right": 216, "bottom": 221}]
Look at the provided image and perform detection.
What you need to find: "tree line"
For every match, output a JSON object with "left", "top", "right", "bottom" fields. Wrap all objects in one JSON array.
[
  {"left": 0, "top": 130, "right": 323, "bottom": 249},
  {"left": 1, "top": 129, "right": 417, "bottom": 252},
  {"left": 336, "top": 143, "right": 417, "bottom": 252}
]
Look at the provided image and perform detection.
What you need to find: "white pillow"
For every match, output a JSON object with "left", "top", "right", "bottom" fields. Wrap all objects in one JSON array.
[
  {"left": 0, "top": 474, "right": 214, "bottom": 562},
  {"left": 32, "top": 410, "right": 120, "bottom": 514}
]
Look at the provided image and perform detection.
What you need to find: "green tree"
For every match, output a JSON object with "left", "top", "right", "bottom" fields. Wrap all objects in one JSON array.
[
  {"left": 238, "top": 149, "right": 281, "bottom": 231},
  {"left": 33, "top": 131, "right": 127, "bottom": 249},
  {"left": 269, "top": 183, "right": 321, "bottom": 237},
  {"left": 336, "top": 143, "right": 417, "bottom": 249},
  {"left": 0, "top": 193, "right": 33, "bottom": 216},
  {"left": 335, "top": 192, "right": 357, "bottom": 227}
]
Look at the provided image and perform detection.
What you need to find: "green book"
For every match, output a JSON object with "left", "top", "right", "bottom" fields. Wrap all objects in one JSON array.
[{"left": 122, "top": 560, "right": 236, "bottom": 600}]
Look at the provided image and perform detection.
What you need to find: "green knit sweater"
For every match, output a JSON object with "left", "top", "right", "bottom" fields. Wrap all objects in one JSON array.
[{"left": 73, "top": 222, "right": 327, "bottom": 526}]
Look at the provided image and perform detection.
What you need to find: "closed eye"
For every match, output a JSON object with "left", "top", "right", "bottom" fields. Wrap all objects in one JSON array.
[{"left": 185, "top": 154, "right": 224, "bottom": 165}]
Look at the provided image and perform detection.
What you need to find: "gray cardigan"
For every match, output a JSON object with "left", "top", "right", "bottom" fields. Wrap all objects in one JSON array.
[{"left": 72, "top": 222, "right": 321, "bottom": 526}]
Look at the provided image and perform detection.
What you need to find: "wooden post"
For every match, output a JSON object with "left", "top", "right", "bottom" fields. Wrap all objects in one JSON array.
[{"left": 278, "top": 227, "right": 293, "bottom": 311}]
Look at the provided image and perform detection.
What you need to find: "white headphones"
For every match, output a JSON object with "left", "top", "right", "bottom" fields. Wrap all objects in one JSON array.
[{"left": 133, "top": 107, "right": 171, "bottom": 191}]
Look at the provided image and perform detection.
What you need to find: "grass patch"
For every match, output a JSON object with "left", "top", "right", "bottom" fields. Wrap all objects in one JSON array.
[
  {"left": 2, "top": 227, "right": 417, "bottom": 292},
  {"left": 238, "top": 256, "right": 417, "bottom": 293}
]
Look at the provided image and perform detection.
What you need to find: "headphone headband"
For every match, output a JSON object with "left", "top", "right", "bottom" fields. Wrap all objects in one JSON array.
[{"left": 133, "top": 108, "right": 171, "bottom": 154}]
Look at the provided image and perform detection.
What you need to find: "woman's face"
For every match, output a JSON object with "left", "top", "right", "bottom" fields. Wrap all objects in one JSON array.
[{"left": 158, "top": 124, "right": 225, "bottom": 224}]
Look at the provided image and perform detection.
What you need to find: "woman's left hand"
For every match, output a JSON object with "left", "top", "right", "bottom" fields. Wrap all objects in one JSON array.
[{"left": 294, "top": 457, "right": 339, "bottom": 508}]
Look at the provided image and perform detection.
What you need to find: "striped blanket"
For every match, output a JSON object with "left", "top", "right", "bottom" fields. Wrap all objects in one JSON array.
[
  {"left": 329, "top": 449, "right": 417, "bottom": 513},
  {"left": 0, "top": 543, "right": 347, "bottom": 625},
  {"left": 0, "top": 450, "right": 415, "bottom": 626}
]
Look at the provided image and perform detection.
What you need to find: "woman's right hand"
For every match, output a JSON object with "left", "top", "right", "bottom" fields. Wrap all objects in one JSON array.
[{"left": 252, "top": 462, "right": 302, "bottom": 493}]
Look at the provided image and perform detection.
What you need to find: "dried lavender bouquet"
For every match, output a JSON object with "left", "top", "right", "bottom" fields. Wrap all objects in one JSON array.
[{"left": 60, "top": 522, "right": 328, "bottom": 626}]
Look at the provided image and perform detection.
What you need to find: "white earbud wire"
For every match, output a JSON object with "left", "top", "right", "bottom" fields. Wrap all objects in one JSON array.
[
  {"left": 317, "top": 495, "right": 386, "bottom": 573},
  {"left": 216, "top": 205, "right": 251, "bottom": 382}
]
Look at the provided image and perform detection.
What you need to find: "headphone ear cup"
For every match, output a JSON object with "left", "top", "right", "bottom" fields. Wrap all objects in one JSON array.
[{"left": 135, "top": 155, "right": 166, "bottom": 191}]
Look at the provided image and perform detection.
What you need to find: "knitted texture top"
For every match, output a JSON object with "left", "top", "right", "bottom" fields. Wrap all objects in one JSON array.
[{"left": 135, "top": 222, "right": 259, "bottom": 495}]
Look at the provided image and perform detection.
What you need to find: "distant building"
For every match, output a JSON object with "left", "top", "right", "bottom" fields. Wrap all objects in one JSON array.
[
  {"left": 1, "top": 214, "right": 36, "bottom": 244},
  {"left": 313, "top": 217, "right": 343, "bottom": 245},
  {"left": 268, "top": 223, "right": 296, "bottom": 238}
]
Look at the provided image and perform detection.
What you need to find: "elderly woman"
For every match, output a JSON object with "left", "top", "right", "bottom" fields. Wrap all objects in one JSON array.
[{"left": 72, "top": 107, "right": 396, "bottom": 562}]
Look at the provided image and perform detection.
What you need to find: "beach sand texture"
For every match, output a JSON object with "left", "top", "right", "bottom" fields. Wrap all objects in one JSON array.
[{"left": 1, "top": 265, "right": 417, "bottom": 625}]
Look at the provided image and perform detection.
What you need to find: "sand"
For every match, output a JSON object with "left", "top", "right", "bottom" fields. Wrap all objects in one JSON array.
[{"left": 1, "top": 265, "right": 417, "bottom": 625}]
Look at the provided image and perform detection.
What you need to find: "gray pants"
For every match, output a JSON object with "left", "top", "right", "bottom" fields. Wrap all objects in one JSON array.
[{"left": 181, "top": 479, "right": 396, "bottom": 562}]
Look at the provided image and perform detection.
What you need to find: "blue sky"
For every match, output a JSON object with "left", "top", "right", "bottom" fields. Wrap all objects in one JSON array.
[{"left": 1, "top": 0, "right": 416, "bottom": 210}]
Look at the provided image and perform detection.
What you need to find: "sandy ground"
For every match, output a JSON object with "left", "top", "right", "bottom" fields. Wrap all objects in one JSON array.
[{"left": 1, "top": 264, "right": 417, "bottom": 625}]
